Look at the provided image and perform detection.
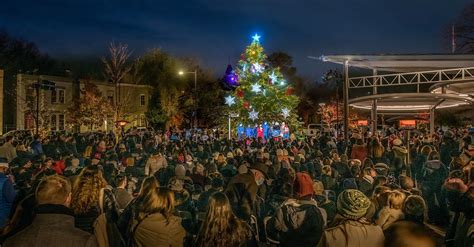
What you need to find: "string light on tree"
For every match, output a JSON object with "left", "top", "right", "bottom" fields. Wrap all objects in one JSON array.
[
  {"left": 281, "top": 108, "right": 290, "bottom": 119},
  {"left": 225, "top": 95, "right": 236, "bottom": 106},
  {"left": 280, "top": 79, "right": 286, "bottom": 86},
  {"left": 249, "top": 109, "right": 259, "bottom": 121},
  {"left": 251, "top": 83, "right": 262, "bottom": 94}
]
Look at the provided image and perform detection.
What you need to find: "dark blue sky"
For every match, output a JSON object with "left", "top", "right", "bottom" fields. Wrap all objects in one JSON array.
[{"left": 0, "top": 0, "right": 470, "bottom": 79}]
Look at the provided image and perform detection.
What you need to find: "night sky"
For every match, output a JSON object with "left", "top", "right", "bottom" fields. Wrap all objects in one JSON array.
[{"left": 0, "top": 0, "right": 471, "bottom": 80}]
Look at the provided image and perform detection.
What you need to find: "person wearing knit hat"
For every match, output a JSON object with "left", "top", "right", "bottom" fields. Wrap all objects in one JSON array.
[
  {"left": 318, "top": 189, "right": 384, "bottom": 247},
  {"left": 293, "top": 172, "right": 314, "bottom": 198},
  {"left": 267, "top": 172, "right": 326, "bottom": 247},
  {"left": 337, "top": 189, "right": 371, "bottom": 220}
]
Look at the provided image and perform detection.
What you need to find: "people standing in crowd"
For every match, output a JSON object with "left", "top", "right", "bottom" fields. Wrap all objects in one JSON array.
[
  {"left": 195, "top": 192, "right": 255, "bottom": 247},
  {"left": 0, "top": 126, "right": 470, "bottom": 246},
  {"left": 318, "top": 189, "right": 384, "bottom": 247},
  {"left": 0, "top": 158, "right": 16, "bottom": 228},
  {"left": 0, "top": 137, "right": 17, "bottom": 163},
  {"left": 132, "top": 188, "right": 185, "bottom": 247},
  {"left": 3, "top": 175, "right": 98, "bottom": 247}
]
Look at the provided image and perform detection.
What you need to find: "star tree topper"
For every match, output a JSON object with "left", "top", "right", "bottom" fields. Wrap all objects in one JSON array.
[
  {"left": 249, "top": 109, "right": 259, "bottom": 121},
  {"left": 225, "top": 95, "right": 236, "bottom": 106}
]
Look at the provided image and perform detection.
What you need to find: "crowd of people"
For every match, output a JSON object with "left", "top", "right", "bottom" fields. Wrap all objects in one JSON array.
[{"left": 0, "top": 125, "right": 471, "bottom": 247}]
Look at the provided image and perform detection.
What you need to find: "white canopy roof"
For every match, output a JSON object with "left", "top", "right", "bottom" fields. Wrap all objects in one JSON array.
[{"left": 311, "top": 54, "right": 474, "bottom": 72}]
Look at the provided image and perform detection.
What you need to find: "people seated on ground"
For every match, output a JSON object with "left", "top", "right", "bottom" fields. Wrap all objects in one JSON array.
[{"left": 3, "top": 175, "right": 98, "bottom": 247}]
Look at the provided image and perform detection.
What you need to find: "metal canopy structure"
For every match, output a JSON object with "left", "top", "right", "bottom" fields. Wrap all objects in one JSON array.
[
  {"left": 350, "top": 93, "right": 472, "bottom": 112},
  {"left": 313, "top": 54, "right": 474, "bottom": 72},
  {"left": 312, "top": 54, "right": 474, "bottom": 141}
]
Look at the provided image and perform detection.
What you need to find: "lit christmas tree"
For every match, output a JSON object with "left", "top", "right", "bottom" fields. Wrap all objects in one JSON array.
[{"left": 225, "top": 34, "right": 300, "bottom": 128}]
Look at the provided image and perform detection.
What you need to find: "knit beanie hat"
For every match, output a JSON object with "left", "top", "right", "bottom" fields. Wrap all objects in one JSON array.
[
  {"left": 294, "top": 172, "right": 314, "bottom": 198},
  {"left": 337, "top": 189, "right": 371, "bottom": 220},
  {"left": 403, "top": 195, "right": 426, "bottom": 218}
]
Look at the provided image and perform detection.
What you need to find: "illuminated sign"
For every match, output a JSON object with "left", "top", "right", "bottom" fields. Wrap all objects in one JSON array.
[
  {"left": 399, "top": 120, "right": 416, "bottom": 128},
  {"left": 357, "top": 120, "right": 368, "bottom": 126}
]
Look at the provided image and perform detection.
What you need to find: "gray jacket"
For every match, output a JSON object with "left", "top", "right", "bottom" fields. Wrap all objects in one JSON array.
[{"left": 4, "top": 205, "right": 98, "bottom": 247}]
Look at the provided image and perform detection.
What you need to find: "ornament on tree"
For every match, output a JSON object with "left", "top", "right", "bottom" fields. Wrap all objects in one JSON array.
[
  {"left": 249, "top": 109, "right": 259, "bottom": 121},
  {"left": 236, "top": 89, "right": 244, "bottom": 98},
  {"left": 251, "top": 63, "right": 264, "bottom": 74},
  {"left": 269, "top": 71, "right": 278, "bottom": 83},
  {"left": 251, "top": 83, "right": 262, "bottom": 94},
  {"left": 224, "top": 64, "right": 239, "bottom": 87},
  {"left": 281, "top": 108, "right": 290, "bottom": 119},
  {"left": 279, "top": 79, "right": 286, "bottom": 86},
  {"left": 243, "top": 101, "right": 250, "bottom": 109},
  {"left": 225, "top": 95, "right": 236, "bottom": 106},
  {"left": 285, "top": 87, "right": 294, "bottom": 96}
]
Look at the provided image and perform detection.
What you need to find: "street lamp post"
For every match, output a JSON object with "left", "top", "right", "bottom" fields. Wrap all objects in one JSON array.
[
  {"left": 178, "top": 70, "right": 198, "bottom": 129},
  {"left": 319, "top": 102, "right": 326, "bottom": 132}
]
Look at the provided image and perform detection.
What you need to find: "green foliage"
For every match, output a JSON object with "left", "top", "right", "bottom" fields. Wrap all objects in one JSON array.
[{"left": 226, "top": 39, "right": 300, "bottom": 127}]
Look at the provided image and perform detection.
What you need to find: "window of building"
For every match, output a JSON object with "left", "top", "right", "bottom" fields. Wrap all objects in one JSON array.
[
  {"left": 51, "top": 115, "right": 57, "bottom": 130},
  {"left": 58, "top": 114, "right": 65, "bottom": 130},
  {"left": 51, "top": 89, "right": 65, "bottom": 104},
  {"left": 58, "top": 90, "right": 65, "bottom": 104},
  {"left": 140, "top": 94, "right": 146, "bottom": 106},
  {"left": 51, "top": 90, "right": 57, "bottom": 104}
]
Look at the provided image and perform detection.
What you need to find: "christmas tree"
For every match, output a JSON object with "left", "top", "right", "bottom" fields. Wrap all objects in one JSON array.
[{"left": 224, "top": 34, "right": 300, "bottom": 128}]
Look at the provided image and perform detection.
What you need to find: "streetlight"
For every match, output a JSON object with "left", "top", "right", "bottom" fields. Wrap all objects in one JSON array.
[
  {"left": 116, "top": 119, "right": 129, "bottom": 137},
  {"left": 178, "top": 70, "right": 198, "bottom": 129}
]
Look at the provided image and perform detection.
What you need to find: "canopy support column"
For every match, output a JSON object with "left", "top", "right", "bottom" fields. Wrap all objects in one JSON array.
[
  {"left": 343, "top": 60, "right": 349, "bottom": 144},
  {"left": 371, "top": 69, "right": 378, "bottom": 136}
]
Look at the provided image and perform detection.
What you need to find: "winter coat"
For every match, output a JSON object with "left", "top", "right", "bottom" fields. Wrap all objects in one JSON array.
[
  {"left": 0, "top": 143, "right": 17, "bottom": 162},
  {"left": 225, "top": 173, "right": 258, "bottom": 220},
  {"left": 318, "top": 218, "right": 384, "bottom": 247},
  {"left": 144, "top": 155, "right": 168, "bottom": 176},
  {"left": 4, "top": 204, "right": 98, "bottom": 247},
  {"left": 357, "top": 175, "right": 374, "bottom": 197},
  {"left": 267, "top": 198, "right": 325, "bottom": 247},
  {"left": 421, "top": 160, "right": 448, "bottom": 187},
  {"left": 440, "top": 139, "right": 458, "bottom": 167},
  {"left": 351, "top": 144, "right": 367, "bottom": 163},
  {"left": 375, "top": 207, "right": 404, "bottom": 230},
  {"left": 133, "top": 213, "right": 185, "bottom": 247}
]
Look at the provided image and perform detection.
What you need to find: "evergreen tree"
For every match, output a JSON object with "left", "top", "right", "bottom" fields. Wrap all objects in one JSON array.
[{"left": 225, "top": 34, "right": 299, "bottom": 127}]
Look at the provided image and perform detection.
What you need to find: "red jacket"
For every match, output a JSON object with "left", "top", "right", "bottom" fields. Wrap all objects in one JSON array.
[{"left": 351, "top": 144, "right": 368, "bottom": 162}]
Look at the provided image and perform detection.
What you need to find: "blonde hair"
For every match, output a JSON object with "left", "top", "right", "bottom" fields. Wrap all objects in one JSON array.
[
  {"left": 36, "top": 175, "right": 71, "bottom": 205},
  {"left": 71, "top": 166, "right": 107, "bottom": 214},
  {"left": 388, "top": 191, "right": 406, "bottom": 210}
]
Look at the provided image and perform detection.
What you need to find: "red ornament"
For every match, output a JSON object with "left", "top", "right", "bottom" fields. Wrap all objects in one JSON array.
[
  {"left": 243, "top": 101, "right": 250, "bottom": 109},
  {"left": 236, "top": 89, "right": 244, "bottom": 98},
  {"left": 268, "top": 78, "right": 273, "bottom": 85},
  {"left": 285, "top": 87, "right": 294, "bottom": 96},
  {"left": 240, "top": 54, "right": 245, "bottom": 60}
]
